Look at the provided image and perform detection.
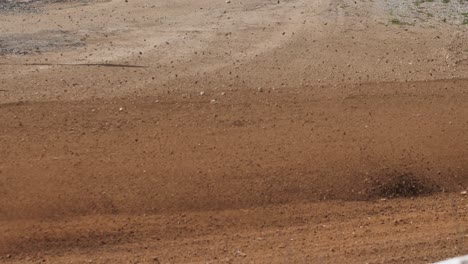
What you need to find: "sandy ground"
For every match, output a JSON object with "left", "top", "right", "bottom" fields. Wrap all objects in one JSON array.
[{"left": 0, "top": 0, "right": 468, "bottom": 263}]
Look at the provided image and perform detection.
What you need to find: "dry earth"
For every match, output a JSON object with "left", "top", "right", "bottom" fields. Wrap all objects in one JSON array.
[{"left": 0, "top": 0, "right": 468, "bottom": 263}]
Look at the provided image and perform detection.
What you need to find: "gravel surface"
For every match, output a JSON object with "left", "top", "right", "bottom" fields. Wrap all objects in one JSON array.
[
  {"left": 0, "top": 30, "right": 85, "bottom": 55},
  {"left": 0, "top": 0, "right": 40, "bottom": 13},
  {"left": 382, "top": 0, "right": 468, "bottom": 26},
  {"left": 0, "top": 0, "right": 84, "bottom": 13}
]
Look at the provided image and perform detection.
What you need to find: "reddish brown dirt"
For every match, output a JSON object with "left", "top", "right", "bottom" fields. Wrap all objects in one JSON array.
[
  {"left": 0, "top": 0, "right": 467, "bottom": 263},
  {"left": 1, "top": 80, "right": 468, "bottom": 263}
]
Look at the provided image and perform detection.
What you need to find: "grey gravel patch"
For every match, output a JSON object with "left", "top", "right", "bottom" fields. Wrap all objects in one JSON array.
[
  {"left": 0, "top": 0, "right": 40, "bottom": 13},
  {"left": 0, "top": 30, "right": 85, "bottom": 55},
  {"left": 381, "top": 0, "right": 468, "bottom": 26},
  {"left": 0, "top": 0, "right": 87, "bottom": 13}
]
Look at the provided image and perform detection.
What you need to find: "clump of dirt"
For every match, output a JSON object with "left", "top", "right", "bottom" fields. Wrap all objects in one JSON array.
[{"left": 367, "top": 172, "right": 440, "bottom": 199}]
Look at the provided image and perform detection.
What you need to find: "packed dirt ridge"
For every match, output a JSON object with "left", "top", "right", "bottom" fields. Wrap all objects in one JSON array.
[{"left": 0, "top": 0, "right": 467, "bottom": 263}]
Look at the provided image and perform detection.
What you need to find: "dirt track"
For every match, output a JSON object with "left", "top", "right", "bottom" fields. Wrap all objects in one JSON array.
[{"left": 0, "top": 0, "right": 468, "bottom": 263}]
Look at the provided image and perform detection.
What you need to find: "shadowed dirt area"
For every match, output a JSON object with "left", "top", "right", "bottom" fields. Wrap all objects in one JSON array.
[{"left": 0, "top": 0, "right": 467, "bottom": 263}]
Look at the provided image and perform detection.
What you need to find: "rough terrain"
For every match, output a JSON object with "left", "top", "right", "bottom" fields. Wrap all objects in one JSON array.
[{"left": 0, "top": 0, "right": 467, "bottom": 263}]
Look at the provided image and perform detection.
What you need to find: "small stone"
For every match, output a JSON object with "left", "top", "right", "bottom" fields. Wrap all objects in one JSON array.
[
  {"left": 461, "top": 191, "right": 467, "bottom": 195},
  {"left": 226, "top": 0, "right": 231, "bottom": 3},
  {"left": 210, "top": 99, "right": 216, "bottom": 104},
  {"left": 235, "top": 250, "right": 246, "bottom": 257},
  {"left": 200, "top": 91, "right": 205, "bottom": 96}
]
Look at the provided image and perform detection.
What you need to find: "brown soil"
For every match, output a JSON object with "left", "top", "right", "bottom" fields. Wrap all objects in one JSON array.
[{"left": 0, "top": 0, "right": 467, "bottom": 263}]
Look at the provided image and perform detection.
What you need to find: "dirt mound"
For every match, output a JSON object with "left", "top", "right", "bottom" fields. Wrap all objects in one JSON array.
[{"left": 366, "top": 172, "right": 441, "bottom": 199}]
